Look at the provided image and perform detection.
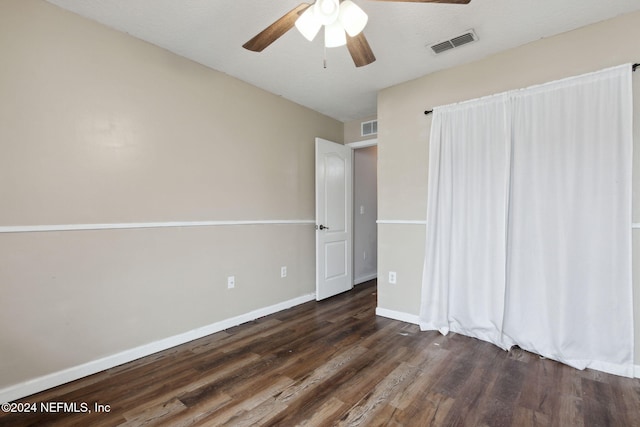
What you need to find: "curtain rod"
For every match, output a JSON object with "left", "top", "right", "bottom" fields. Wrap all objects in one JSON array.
[{"left": 424, "top": 63, "right": 640, "bottom": 115}]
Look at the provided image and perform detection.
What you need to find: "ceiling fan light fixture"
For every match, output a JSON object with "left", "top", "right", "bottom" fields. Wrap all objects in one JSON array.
[
  {"left": 324, "top": 20, "right": 347, "bottom": 47},
  {"left": 295, "top": 7, "right": 322, "bottom": 41},
  {"left": 338, "top": 1, "right": 368, "bottom": 37},
  {"left": 314, "top": 0, "right": 341, "bottom": 25}
]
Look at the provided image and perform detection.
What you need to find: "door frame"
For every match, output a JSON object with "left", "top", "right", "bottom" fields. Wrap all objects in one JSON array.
[
  {"left": 346, "top": 138, "right": 377, "bottom": 150},
  {"left": 314, "top": 137, "right": 379, "bottom": 300}
]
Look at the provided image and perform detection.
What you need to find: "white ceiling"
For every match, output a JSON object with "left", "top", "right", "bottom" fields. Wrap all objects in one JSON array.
[{"left": 45, "top": 0, "right": 640, "bottom": 122}]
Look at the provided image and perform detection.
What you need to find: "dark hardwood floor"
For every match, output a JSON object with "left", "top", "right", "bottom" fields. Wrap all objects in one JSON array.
[{"left": 1, "top": 280, "right": 639, "bottom": 426}]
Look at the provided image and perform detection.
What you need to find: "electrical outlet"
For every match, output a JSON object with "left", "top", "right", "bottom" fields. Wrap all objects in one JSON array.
[
  {"left": 360, "top": 205, "right": 365, "bottom": 215},
  {"left": 281, "top": 266, "right": 287, "bottom": 278},
  {"left": 227, "top": 275, "right": 235, "bottom": 289},
  {"left": 388, "top": 271, "right": 397, "bottom": 284}
]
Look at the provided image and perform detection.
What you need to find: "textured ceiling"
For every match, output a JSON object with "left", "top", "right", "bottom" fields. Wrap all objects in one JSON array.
[{"left": 45, "top": 0, "right": 640, "bottom": 122}]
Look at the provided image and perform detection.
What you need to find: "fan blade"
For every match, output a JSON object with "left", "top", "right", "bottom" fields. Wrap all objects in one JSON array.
[
  {"left": 369, "top": 0, "right": 470, "bottom": 3},
  {"left": 347, "top": 32, "right": 376, "bottom": 67},
  {"left": 243, "top": 3, "right": 312, "bottom": 52}
]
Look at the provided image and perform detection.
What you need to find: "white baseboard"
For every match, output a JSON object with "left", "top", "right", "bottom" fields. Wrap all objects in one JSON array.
[
  {"left": 375, "top": 307, "right": 420, "bottom": 325},
  {"left": 635, "top": 365, "right": 640, "bottom": 379},
  {"left": 0, "top": 293, "right": 315, "bottom": 404},
  {"left": 354, "top": 273, "right": 377, "bottom": 285}
]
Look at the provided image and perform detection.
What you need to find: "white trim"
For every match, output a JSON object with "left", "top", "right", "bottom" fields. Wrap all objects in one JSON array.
[
  {"left": 354, "top": 273, "right": 377, "bottom": 285},
  {"left": 376, "top": 220, "right": 427, "bottom": 225},
  {"left": 346, "top": 138, "right": 377, "bottom": 149},
  {"left": 375, "top": 307, "right": 421, "bottom": 325},
  {"left": 0, "top": 293, "right": 315, "bottom": 403},
  {"left": 0, "top": 220, "right": 315, "bottom": 234},
  {"left": 632, "top": 223, "right": 640, "bottom": 229}
]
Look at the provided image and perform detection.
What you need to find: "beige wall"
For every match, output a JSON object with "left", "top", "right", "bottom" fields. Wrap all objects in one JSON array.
[
  {"left": 377, "top": 11, "right": 640, "bottom": 363},
  {"left": 0, "top": 0, "right": 342, "bottom": 393}
]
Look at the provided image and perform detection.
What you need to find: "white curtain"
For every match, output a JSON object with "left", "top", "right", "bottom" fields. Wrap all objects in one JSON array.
[
  {"left": 421, "top": 95, "right": 514, "bottom": 348},
  {"left": 420, "top": 64, "right": 634, "bottom": 376}
]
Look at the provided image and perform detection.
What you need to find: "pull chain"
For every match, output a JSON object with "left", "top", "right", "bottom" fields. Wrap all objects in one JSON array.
[{"left": 323, "top": 44, "right": 327, "bottom": 69}]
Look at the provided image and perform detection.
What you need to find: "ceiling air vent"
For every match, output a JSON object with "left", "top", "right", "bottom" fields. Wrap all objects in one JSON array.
[
  {"left": 361, "top": 120, "right": 378, "bottom": 136},
  {"left": 428, "top": 29, "right": 478, "bottom": 55}
]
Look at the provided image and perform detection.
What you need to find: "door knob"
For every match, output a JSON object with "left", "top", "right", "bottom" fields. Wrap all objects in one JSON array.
[{"left": 318, "top": 224, "right": 330, "bottom": 230}]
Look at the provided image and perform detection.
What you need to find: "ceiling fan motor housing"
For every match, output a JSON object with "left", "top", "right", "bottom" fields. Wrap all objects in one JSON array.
[{"left": 314, "top": 0, "right": 341, "bottom": 25}]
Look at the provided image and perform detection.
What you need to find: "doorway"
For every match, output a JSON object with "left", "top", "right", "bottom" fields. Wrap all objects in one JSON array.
[
  {"left": 349, "top": 140, "right": 378, "bottom": 285},
  {"left": 314, "top": 138, "right": 378, "bottom": 300}
]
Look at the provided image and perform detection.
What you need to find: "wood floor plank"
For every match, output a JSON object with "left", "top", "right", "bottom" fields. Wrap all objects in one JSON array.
[
  {"left": 610, "top": 374, "right": 640, "bottom": 427},
  {"left": 581, "top": 377, "right": 617, "bottom": 427},
  {"left": 393, "top": 391, "right": 455, "bottom": 426},
  {"left": 266, "top": 348, "right": 397, "bottom": 425},
  {"left": 155, "top": 390, "right": 232, "bottom": 427},
  {"left": 511, "top": 407, "right": 551, "bottom": 427},
  {"left": 295, "top": 397, "right": 346, "bottom": 427},
  {"left": 119, "top": 352, "right": 258, "bottom": 422},
  {"left": 517, "top": 354, "right": 562, "bottom": 416},
  {"left": 335, "top": 362, "right": 420, "bottom": 426},
  {"left": 198, "top": 375, "right": 295, "bottom": 426},
  {"left": 555, "top": 395, "right": 584, "bottom": 427},
  {"left": 388, "top": 347, "right": 452, "bottom": 412},
  {"left": 1, "top": 280, "right": 639, "bottom": 427},
  {"left": 119, "top": 397, "right": 187, "bottom": 426},
  {"left": 278, "top": 346, "right": 370, "bottom": 404},
  {"left": 331, "top": 346, "right": 411, "bottom": 408}
]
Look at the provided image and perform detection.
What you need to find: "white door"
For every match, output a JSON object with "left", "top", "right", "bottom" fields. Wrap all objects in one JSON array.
[{"left": 315, "top": 137, "right": 353, "bottom": 300}]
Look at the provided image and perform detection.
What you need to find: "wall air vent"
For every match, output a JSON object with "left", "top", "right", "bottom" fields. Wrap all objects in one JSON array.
[
  {"left": 361, "top": 120, "right": 378, "bottom": 136},
  {"left": 428, "top": 29, "right": 478, "bottom": 55}
]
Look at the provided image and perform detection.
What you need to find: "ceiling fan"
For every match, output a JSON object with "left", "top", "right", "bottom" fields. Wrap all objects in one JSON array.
[{"left": 242, "top": 0, "right": 472, "bottom": 67}]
